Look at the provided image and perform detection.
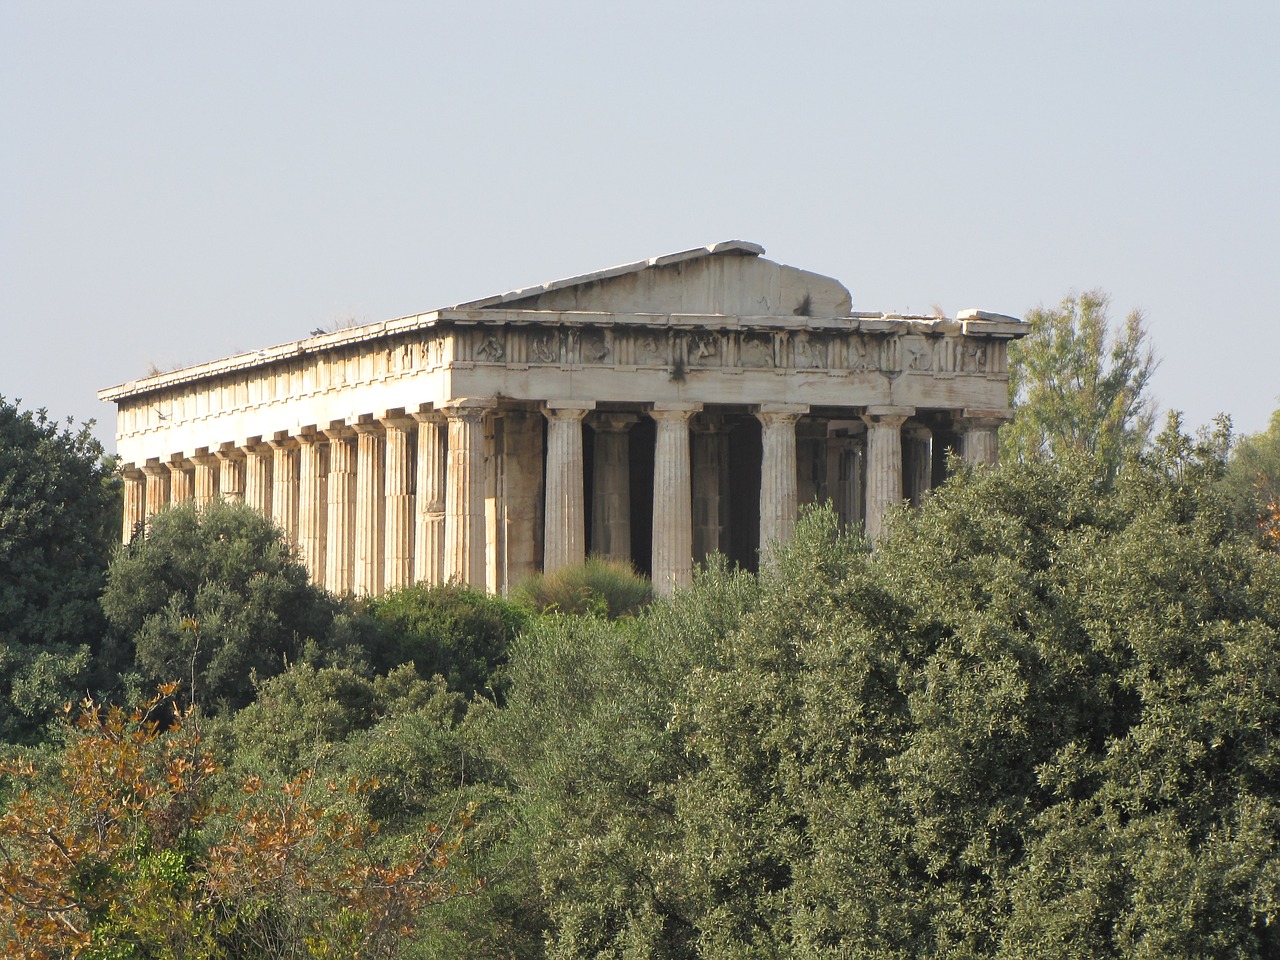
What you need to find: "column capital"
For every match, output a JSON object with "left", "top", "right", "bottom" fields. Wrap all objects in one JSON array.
[
  {"left": 543, "top": 400, "right": 595, "bottom": 422},
  {"left": 242, "top": 437, "right": 272, "bottom": 456},
  {"left": 755, "top": 403, "right": 808, "bottom": 423},
  {"left": 140, "top": 460, "right": 167, "bottom": 478},
  {"left": 351, "top": 420, "right": 383, "bottom": 437},
  {"left": 863, "top": 405, "right": 915, "bottom": 422},
  {"left": 165, "top": 457, "right": 191, "bottom": 473},
  {"left": 295, "top": 429, "right": 325, "bottom": 447},
  {"left": 905, "top": 423, "right": 933, "bottom": 441},
  {"left": 412, "top": 408, "right": 445, "bottom": 425},
  {"left": 959, "top": 407, "right": 1013, "bottom": 427},
  {"left": 267, "top": 433, "right": 298, "bottom": 451},
  {"left": 380, "top": 415, "right": 416, "bottom": 432},
  {"left": 321, "top": 423, "right": 354, "bottom": 441},
  {"left": 649, "top": 402, "right": 701, "bottom": 423},
  {"left": 215, "top": 443, "right": 246, "bottom": 461},
  {"left": 590, "top": 412, "right": 639, "bottom": 433}
]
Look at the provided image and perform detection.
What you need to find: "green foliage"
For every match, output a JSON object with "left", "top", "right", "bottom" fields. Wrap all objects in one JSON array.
[
  {"left": 350, "top": 582, "right": 530, "bottom": 700},
  {"left": 101, "top": 500, "right": 336, "bottom": 714},
  {"left": 0, "top": 397, "right": 120, "bottom": 741},
  {"left": 482, "top": 438, "right": 1280, "bottom": 958},
  {"left": 1002, "top": 290, "right": 1157, "bottom": 477},
  {"left": 511, "top": 555, "right": 653, "bottom": 619},
  {"left": 1222, "top": 404, "right": 1280, "bottom": 544}
]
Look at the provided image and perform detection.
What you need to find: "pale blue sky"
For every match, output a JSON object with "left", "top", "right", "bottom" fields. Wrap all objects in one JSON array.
[{"left": 4, "top": 0, "right": 1277, "bottom": 451}]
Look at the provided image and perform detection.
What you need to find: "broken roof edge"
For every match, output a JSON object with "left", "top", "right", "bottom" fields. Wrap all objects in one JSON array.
[{"left": 453, "top": 240, "right": 767, "bottom": 309}]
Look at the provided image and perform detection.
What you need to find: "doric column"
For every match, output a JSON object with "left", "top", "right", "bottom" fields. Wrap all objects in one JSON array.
[
  {"left": 296, "top": 432, "right": 327, "bottom": 586},
  {"left": 413, "top": 410, "right": 447, "bottom": 585},
  {"left": 444, "top": 400, "right": 495, "bottom": 588},
  {"left": 142, "top": 461, "right": 170, "bottom": 519},
  {"left": 650, "top": 403, "right": 700, "bottom": 596},
  {"left": 243, "top": 441, "right": 273, "bottom": 516},
  {"left": 122, "top": 467, "right": 145, "bottom": 543},
  {"left": 167, "top": 459, "right": 194, "bottom": 504},
  {"left": 590, "top": 413, "right": 636, "bottom": 564},
  {"left": 756, "top": 403, "right": 807, "bottom": 564},
  {"left": 960, "top": 408, "right": 1010, "bottom": 467},
  {"left": 323, "top": 426, "right": 357, "bottom": 595},
  {"left": 502, "top": 409, "right": 544, "bottom": 590},
  {"left": 269, "top": 437, "right": 300, "bottom": 544},
  {"left": 542, "top": 401, "right": 594, "bottom": 573},
  {"left": 382, "top": 416, "right": 416, "bottom": 592},
  {"left": 862, "top": 406, "right": 913, "bottom": 542},
  {"left": 904, "top": 424, "right": 933, "bottom": 506},
  {"left": 691, "top": 414, "right": 729, "bottom": 563},
  {"left": 216, "top": 445, "right": 245, "bottom": 504},
  {"left": 351, "top": 422, "right": 385, "bottom": 596},
  {"left": 191, "top": 451, "right": 219, "bottom": 506}
]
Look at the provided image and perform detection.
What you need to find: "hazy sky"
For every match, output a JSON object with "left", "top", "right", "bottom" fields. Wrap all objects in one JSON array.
[{"left": 4, "top": 0, "right": 1277, "bottom": 453}]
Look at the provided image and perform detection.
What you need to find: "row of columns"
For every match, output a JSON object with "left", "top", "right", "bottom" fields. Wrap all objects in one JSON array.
[{"left": 121, "top": 404, "right": 1007, "bottom": 597}]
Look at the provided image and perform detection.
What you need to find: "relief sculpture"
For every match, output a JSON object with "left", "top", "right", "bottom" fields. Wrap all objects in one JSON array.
[
  {"left": 475, "top": 333, "right": 505, "bottom": 362},
  {"left": 740, "top": 335, "right": 774, "bottom": 368},
  {"left": 690, "top": 334, "right": 719, "bottom": 365},
  {"left": 793, "top": 333, "right": 826, "bottom": 369},
  {"left": 582, "top": 331, "right": 610, "bottom": 364},
  {"left": 530, "top": 331, "right": 560, "bottom": 364},
  {"left": 900, "top": 335, "right": 933, "bottom": 372},
  {"left": 635, "top": 332, "right": 665, "bottom": 365}
]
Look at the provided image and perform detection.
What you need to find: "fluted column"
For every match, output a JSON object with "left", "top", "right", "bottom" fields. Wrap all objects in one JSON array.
[
  {"left": 244, "top": 441, "right": 273, "bottom": 516},
  {"left": 862, "top": 407, "right": 912, "bottom": 542},
  {"left": 757, "top": 404, "right": 807, "bottom": 564},
  {"left": 382, "top": 416, "right": 415, "bottom": 592},
  {"left": 650, "top": 403, "right": 700, "bottom": 596},
  {"left": 351, "top": 422, "right": 385, "bottom": 596},
  {"left": 167, "top": 459, "right": 194, "bottom": 504},
  {"left": 692, "top": 414, "right": 729, "bottom": 563},
  {"left": 296, "top": 433, "right": 327, "bottom": 585},
  {"left": 444, "top": 401, "right": 494, "bottom": 587},
  {"left": 122, "top": 467, "right": 145, "bottom": 543},
  {"left": 590, "top": 413, "right": 636, "bottom": 563},
  {"left": 542, "top": 402, "right": 594, "bottom": 573},
  {"left": 502, "top": 409, "right": 544, "bottom": 590},
  {"left": 413, "top": 411, "right": 447, "bottom": 585},
  {"left": 324, "top": 426, "right": 357, "bottom": 595},
  {"left": 141, "top": 461, "right": 170, "bottom": 519},
  {"left": 269, "top": 437, "right": 300, "bottom": 544},
  {"left": 904, "top": 425, "right": 933, "bottom": 506},
  {"left": 191, "top": 452, "right": 219, "bottom": 506},
  {"left": 216, "top": 446, "right": 245, "bottom": 504},
  {"left": 960, "top": 409, "right": 1009, "bottom": 467}
]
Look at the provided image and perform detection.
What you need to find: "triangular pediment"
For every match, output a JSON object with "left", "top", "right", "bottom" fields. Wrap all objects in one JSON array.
[{"left": 454, "top": 241, "right": 853, "bottom": 318}]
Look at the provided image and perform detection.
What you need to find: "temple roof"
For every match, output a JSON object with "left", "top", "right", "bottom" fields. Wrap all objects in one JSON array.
[{"left": 455, "top": 240, "right": 766, "bottom": 308}]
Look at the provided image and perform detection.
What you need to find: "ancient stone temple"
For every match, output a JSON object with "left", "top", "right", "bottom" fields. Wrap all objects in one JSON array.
[{"left": 100, "top": 241, "right": 1026, "bottom": 596}]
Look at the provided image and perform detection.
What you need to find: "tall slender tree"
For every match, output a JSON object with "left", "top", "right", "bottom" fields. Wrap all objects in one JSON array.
[{"left": 1000, "top": 290, "right": 1157, "bottom": 477}]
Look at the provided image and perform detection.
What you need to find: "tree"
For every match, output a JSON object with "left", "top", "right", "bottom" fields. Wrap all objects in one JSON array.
[
  {"left": 0, "top": 397, "right": 121, "bottom": 742},
  {"left": 1222, "top": 403, "right": 1280, "bottom": 547},
  {"left": 481, "top": 428, "right": 1280, "bottom": 958},
  {"left": 100, "top": 500, "right": 336, "bottom": 714},
  {"left": 1001, "top": 290, "right": 1157, "bottom": 476},
  {"left": 0, "top": 686, "right": 461, "bottom": 960}
]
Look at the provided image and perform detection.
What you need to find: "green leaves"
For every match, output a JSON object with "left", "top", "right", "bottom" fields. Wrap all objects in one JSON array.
[{"left": 1002, "top": 291, "right": 1157, "bottom": 478}]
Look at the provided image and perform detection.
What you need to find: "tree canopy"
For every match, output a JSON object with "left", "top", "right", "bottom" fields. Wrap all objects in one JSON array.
[
  {"left": 101, "top": 500, "right": 336, "bottom": 714},
  {"left": 1001, "top": 290, "right": 1157, "bottom": 476},
  {"left": 478, "top": 427, "right": 1280, "bottom": 958},
  {"left": 0, "top": 397, "right": 120, "bottom": 740}
]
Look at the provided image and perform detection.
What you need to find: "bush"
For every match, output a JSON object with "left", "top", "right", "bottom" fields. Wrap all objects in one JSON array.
[
  {"left": 511, "top": 556, "right": 652, "bottom": 619},
  {"left": 352, "top": 583, "right": 530, "bottom": 702},
  {"left": 101, "top": 500, "right": 337, "bottom": 715}
]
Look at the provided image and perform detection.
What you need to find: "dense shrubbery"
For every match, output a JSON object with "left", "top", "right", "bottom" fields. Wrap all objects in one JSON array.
[
  {"left": 0, "top": 397, "right": 120, "bottom": 741},
  {"left": 5, "top": 389, "right": 1280, "bottom": 958},
  {"left": 101, "top": 500, "right": 338, "bottom": 714},
  {"left": 511, "top": 554, "right": 653, "bottom": 618}
]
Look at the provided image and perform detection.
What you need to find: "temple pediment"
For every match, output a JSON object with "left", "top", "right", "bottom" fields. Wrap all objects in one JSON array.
[{"left": 457, "top": 241, "right": 853, "bottom": 318}]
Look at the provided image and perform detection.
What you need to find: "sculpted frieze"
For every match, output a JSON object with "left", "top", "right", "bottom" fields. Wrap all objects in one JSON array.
[
  {"left": 792, "top": 332, "right": 827, "bottom": 369},
  {"left": 740, "top": 334, "right": 774, "bottom": 368}
]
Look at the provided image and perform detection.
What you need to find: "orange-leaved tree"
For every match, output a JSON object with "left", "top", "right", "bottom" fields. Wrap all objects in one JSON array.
[{"left": 0, "top": 685, "right": 463, "bottom": 960}]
